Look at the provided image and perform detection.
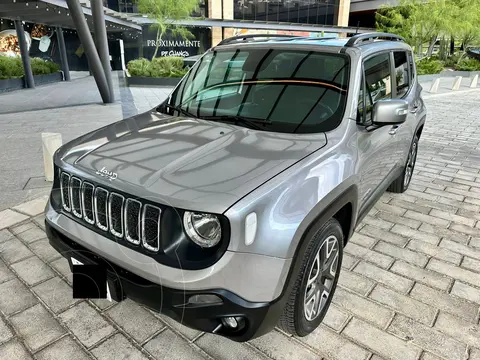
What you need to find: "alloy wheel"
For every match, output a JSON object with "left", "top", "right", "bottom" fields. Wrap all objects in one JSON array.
[
  {"left": 404, "top": 140, "right": 418, "bottom": 187},
  {"left": 303, "top": 235, "right": 339, "bottom": 322}
]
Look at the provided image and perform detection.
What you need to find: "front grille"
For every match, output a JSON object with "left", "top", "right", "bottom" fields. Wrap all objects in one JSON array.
[{"left": 59, "top": 171, "right": 160, "bottom": 253}]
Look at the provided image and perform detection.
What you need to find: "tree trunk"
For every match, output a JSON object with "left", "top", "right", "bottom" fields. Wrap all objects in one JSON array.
[
  {"left": 450, "top": 37, "right": 455, "bottom": 55},
  {"left": 427, "top": 35, "right": 437, "bottom": 57},
  {"left": 152, "top": 27, "right": 162, "bottom": 60}
]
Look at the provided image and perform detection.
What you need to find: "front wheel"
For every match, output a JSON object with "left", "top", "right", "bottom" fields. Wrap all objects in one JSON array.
[
  {"left": 388, "top": 134, "right": 419, "bottom": 193},
  {"left": 278, "top": 218, "right": 343, "bottom": 337}
]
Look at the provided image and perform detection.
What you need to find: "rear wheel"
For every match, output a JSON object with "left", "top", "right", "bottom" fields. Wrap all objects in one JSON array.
[
  {"left": 278, "top": 218, "right": 343, "bottom": 337},
  {"left": 388, "top": 134, "right": 419, "bottom": 193}
]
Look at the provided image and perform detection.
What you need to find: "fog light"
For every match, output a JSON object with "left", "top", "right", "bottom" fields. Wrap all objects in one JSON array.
[
  {"left": 222, "top": 316, "right": 238, "bottom": 329},
  {"left": 188, "top": 294, "right": 223, "bottom": 305}
]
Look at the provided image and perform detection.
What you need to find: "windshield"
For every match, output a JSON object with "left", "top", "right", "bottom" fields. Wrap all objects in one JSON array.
[{"left": 162, "top": 47, "right": 350, "bottom": 134}]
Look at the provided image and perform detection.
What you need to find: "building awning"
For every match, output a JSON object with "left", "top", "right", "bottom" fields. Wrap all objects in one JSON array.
[
  {"left": 0, "top": 0, "right": 142, "bottom": 32},
  {"left": 132, "top": 16, "right": 375, "bottom": 34}
]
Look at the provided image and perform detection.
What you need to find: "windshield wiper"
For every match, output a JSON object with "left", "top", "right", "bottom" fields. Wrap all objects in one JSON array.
[
  {"left": 200, "top": 115, "right": 272, "bottom": 130},
  {"left": 165, "top": 104, "right": 196, "bottom": 118}
]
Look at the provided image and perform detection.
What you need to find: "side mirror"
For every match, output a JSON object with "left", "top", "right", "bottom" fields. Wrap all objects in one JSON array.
[{"left": 372, "top": 99, "right": 409, "bottom": 126}]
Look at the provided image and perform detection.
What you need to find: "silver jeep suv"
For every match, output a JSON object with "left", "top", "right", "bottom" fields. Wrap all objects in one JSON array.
[{"left": 45, "top": 32, "right": 426, "bottom": 342}]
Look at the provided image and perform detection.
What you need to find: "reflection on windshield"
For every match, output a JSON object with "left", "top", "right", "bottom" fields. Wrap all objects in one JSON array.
[{"left": 164, "top": 48, "right": 350, "bottom": 134}]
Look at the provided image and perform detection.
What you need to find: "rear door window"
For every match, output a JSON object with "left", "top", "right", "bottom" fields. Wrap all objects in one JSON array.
[{"left": 393, "top": 51, "right": 410, "bottom": 98}]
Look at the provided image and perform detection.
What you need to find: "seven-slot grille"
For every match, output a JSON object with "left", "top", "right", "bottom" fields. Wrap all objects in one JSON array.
[{"left": 59, "top": 171, "right": 161, "bottom": 252}]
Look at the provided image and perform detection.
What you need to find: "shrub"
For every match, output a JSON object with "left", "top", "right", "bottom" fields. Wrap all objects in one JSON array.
[
  {"left": 0, "top": 55, "right": 24, "bottom": 79},
  {"left": 415, "top": 57, "right": 444, "bottom": 75},
  {"left": 0, "top": 56, "right": 60, "bottom": 79},
  {"left": 127, "top": 57, "right": 188, "bottom": 78},
  {"left": 444, "top": 53, "right": 462, "bottom": 68},
  {"left": 455, "top": 57, "right": 480, "bottom": 71}
]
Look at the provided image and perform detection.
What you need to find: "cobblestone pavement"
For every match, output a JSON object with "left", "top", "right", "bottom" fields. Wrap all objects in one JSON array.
[{"left": 1, "top": 89, "right": 480, "bottom": 360}]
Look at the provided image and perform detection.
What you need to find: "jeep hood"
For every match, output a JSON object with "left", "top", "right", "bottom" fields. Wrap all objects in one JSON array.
[{"left": 56, "top": 110, "right": 327, "bottom": 214}]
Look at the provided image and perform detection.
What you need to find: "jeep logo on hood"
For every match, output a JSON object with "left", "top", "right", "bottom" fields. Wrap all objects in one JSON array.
[{"left": 95, "top": 167, "right": 117, "bottom": 181}]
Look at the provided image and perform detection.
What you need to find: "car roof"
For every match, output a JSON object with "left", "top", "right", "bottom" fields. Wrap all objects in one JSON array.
[{"left": 214, "top": 32, "right": 411, "bottom": 56}]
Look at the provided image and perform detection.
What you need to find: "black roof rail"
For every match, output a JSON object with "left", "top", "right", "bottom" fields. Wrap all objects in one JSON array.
[
  {"left": 217, "top": 33, "right": 302, "bottom": 46},
  {"left": 344, "top": 32, "right": 406, "bottom": 47}
]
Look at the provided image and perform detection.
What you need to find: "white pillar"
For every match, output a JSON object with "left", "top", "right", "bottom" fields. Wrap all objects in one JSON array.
[
  {"left": 452, "top": 76, "right": 462, "bottom": 91},
  {"left": 42, "top": 133, "right": 62, "bottom": 182},
  {"left": 119, "top": 39, "right": 126, "bottom": 71},
  {"left": 470, "top": 74, "right": 478, "bottom": 88}
]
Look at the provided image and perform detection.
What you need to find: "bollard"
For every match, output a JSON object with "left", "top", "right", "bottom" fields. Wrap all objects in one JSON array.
[
  {"left": 42, "top": 133, "right": 62, "bottom": 182},
  {"left": 452, "top": 76, "right": 462, "bottom": 90},
  {"left": 471, "top": 74, "right": 478, "bottom": 88},
  {"left": 429, "top": 78, "right": 441, "bottom": 93}
]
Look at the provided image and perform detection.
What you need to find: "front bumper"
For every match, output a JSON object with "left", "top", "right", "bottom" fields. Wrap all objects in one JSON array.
[{"left": 45, "top": 221, "right": 286, "bottom": 341}]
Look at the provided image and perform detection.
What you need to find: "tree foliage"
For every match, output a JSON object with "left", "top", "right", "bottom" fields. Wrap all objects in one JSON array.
[
  {"left": 136, "top": 0, "right": 201, "bottom": 59},
  {"left": 376, "top": 0, "right": 480, "bottom": 57}
]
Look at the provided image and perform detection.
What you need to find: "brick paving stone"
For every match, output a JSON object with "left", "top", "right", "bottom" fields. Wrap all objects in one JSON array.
[
  {"left": 35, "top": 336, "right": 91, "bottom": 360},
  {"left": 389, "top": 199, "right": 431, "bottom": 215},
  {"left": 376, "top": 212, "right": 422, "bottom": 229},
  {"left": 344, "top": 243, "right": 393, "bottom": 269},
  {"left": 145, "top": 330, "right": 207, "bottom": 360},
  {"left": 299, "top": 325, "right": 370, "bottom": 360},
  {"left": 342, "top": 253, "right": 358, "bottom": 270},
  {"left": 462, "top": 257, "right": 480, "bottom": 273},
  {"left": 407, "top": 239, "right": 462, "bottom": 265},
  {"left": 471, "top": 237, "right": 480, "bottom": 249},
  {"left": 0, "top": 230, "right": 14, "bottom": 244},
  {"left": 16, "top": 226, "right": 46, "bottom": 244},
  {"left": 9, "top": 304, "right": 65, "bottom": 352},
  {"left": 10, "top": 256, "right": 55, "bottom": 286},
  {"left": 12, "top": 196, "right": 49, "bottom": 217},
  {"left": 374, "top": 241, "right": 429, "bottom": 267},
  {"left": 435, "top": 312, "right": 480, "bottom": 347},
  {"left": 440, "top": 239, "right": 480, "bottom": 260},
  {"left": 410, "top": 283, "right": 478, "bottom": 322},
  {"left": 249, "top": 330, "right": 319, "bottom": 360},
  {"left": 28, "top": 238, "right": 62, "bottom": 263},
  {"left": 158, "top": 314, "right": 202, "bottom": 341},
  {"left": 421, "top": 352, "right": 443, "bottom": 360},
  {"left": 106, "top": 299, "right": 165, "bottom": 344},
  {"left": 388, "top": 315, "right": 465, "bottom": 360},
  {"left": 322, "top": 303, "right": 350, "bottom": 331},
  {"left": 50, "top": 258, "right": 73, "bottom": 284},
  {"left": 391, "top": 225, "right": 440, "bottom": 245},
  {"left": 343, "top": 318, "right": 418, "bottom": 360},
  {"left": 450, "top": 281, "right": 480, "bottom": 304},
  {"left": 338, "top": 269, "right": 375, "bottom": 295},
  {"left": 420, "top": 223, "right": 470, "bottom": 245},
  {"left": 353, "top": 261, "right": 413, "bottom": 293},
  {"left": 373, "top": 202, "right": 406, "bottom": 216},
  {"left": 360, "top": 217, "right": 394, "bottom": 231},
  {"left": 59, "top": 302, "right": 115, "bottom": 348},
  {"left": 0, "top": 339, "right": 33, "bottom": 360},
  {"left": 0, "top": 238, "right": 34, "bottom": 264},
  {"left": 196, "top": 332, "right": 269, "bottom": 360},
  {"left": 0, "top": 316, "right": 13, "bottom": 343},
  {"left": 91, "top": 333, "right": 149, "bottom": 360},
  {"left": 32, "top": 277, "right": 80, "bottom": 314},
  {"left": 369, "top": 285, "right": 436, "bottom": 325},
  {"left": 359, "top": 225, "right": 407, "bottom": 247},
  {"left": 0, "top": 278, "right": 38, "bottom": 315},
  {"left": 450, "top": 223, "right": 480, "bottom": 237},
  {"left": 332, "top": 288, "right": 393, "bottom": 328},
  {"left": 349, "top": 233, "right": 377, "bottom": 248},
  {"left": 390, "top": 261, "right": 451, "bottom": 291},
  {"left": 0, "top": 259, "right": 14, "bottom": 284},
  {"left": 427, "top": 258, "right": 480, "bottom": 288},
  {"left": 404, "top": 210, "right": 450, "bottom": 227},
  {"left": 10, "top": 222, "right": 36, "bottom": 236},
  {"left": 0, "top": 210, "right": 29, "bottom": 230}
]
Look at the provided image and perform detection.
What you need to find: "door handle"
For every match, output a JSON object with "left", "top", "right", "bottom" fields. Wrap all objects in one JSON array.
[
  {"left": 410, "top": 105, "right": 419, "bottom": 114},
  {"left": 389, "top": 126, "right": 399, "bottom": 135}
]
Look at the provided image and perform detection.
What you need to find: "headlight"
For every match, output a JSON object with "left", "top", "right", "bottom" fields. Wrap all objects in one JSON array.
[{"left": 183, "top": 211, "right": 222, "bottom": 248}]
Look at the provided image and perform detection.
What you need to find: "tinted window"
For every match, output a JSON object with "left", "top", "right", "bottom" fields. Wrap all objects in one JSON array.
[
  {"left": 394, "top": 51, "right": 410, "bottom": 97},
  {"left": 364, "top": 53, "right": 392, "bottom": 103},
  {"left": 165, "top": 49, "right": 349, "bottom": 134}
]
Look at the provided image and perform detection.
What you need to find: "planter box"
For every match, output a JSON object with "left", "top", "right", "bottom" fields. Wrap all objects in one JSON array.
[
  {"left": 125, "top": 71, "right": 181, "bottom": 87},
  {"left": 0, "top": 71, "right": 63, "bottom": 93},
  {"left": 0, "top": 77, "right": 24, "bottom": 93}
]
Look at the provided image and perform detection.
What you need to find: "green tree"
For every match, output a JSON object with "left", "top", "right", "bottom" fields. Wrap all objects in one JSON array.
[{"left": 136, "top": 0, "right": 200, "bottom": 60}]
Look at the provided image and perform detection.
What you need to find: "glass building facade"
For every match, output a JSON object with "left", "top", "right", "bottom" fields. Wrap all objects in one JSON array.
[{"left": 234, "top": 0, "right": 341, "bottom": 25}]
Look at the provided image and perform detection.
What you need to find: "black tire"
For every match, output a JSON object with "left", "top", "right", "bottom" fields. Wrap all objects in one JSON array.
[
  {"left": 278, "top": 218, "right": 343, "bottom": 337},
  {"left": 388, "top": 134, "right": 419, "bottom": 193}
]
